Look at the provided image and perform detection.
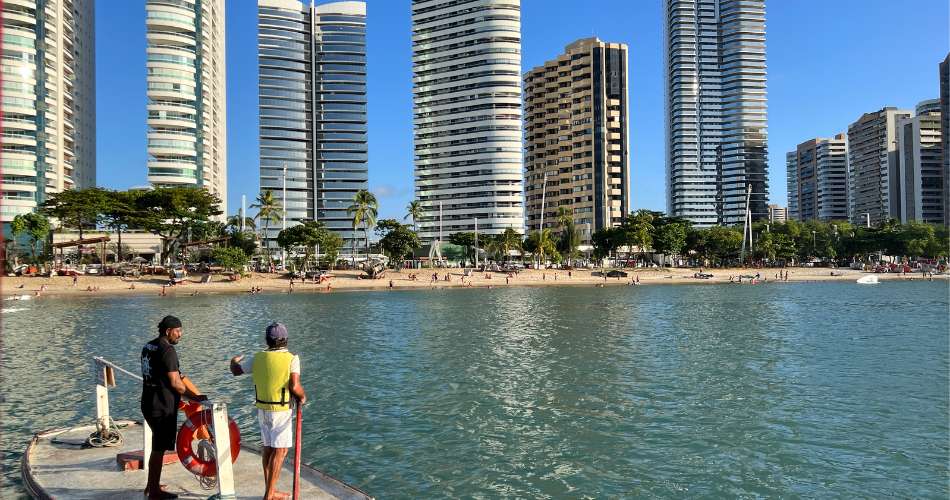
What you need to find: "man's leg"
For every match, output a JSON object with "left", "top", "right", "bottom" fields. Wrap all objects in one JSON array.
[
  {"left": 262, "top": 446, "right": 272, "bottom": 488},
  {"left": 144, "top": 447, "right": 164, "bottom": 496},
  {"left": 264, "top": 447, "right": 289, "bottom": 500}
]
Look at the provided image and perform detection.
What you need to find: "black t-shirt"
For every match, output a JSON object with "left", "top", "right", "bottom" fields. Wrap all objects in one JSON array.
[{"left": 141, "top": 336, "right": 181, "bottom": 417}]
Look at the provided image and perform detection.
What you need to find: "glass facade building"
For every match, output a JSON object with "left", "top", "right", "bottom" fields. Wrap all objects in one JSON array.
[
  {"left": 1, "top": 0, "right": 96, "bottom": 225},
  {"left": 258, "top": 0, "right": 368, "bottom": 249},
  {"left": 411, "top": 0, "right": 525, "bottom": 241},
  {"left": 146, "top": 0, "right": 228, "bottom": 214},
  {"left": 664, "top": 0, "right": 769, "bottom": 227}
]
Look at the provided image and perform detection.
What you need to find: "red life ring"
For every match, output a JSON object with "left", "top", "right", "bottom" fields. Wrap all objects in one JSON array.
[{"left": 175, "top": 408, "right": 241, "bottom": 477}]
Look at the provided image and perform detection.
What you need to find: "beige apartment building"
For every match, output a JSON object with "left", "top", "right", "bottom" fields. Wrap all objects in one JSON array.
[
  {"left": 523, "top": 37, "right": 630, "bottom": 246},
  {"left": 1, "top": 0, "right": 96, "bottom": 227}
]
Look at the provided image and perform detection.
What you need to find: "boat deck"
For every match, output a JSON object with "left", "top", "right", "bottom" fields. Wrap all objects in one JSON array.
[{"left": 22, "top": 420, "right": 372, "bottom": 499}]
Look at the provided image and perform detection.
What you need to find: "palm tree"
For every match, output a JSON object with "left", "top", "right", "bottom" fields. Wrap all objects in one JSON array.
[
  {"left": 250, "top": 190, "right": 283, "bottom": 264},
  {"left": 347, "top": 189, "right": 378, "bottom": 262},
  {"left": 498, "top": 228, "right": 522, "bottom": 263},
  {"left": 555, "top": 207, "right": 579, "bottom": 266},
  {"left": 226, "top": 214, "right": 256, "bottom": 232},
  {"left": 404, "top": 200, "right": 423, "bottom": 232}
]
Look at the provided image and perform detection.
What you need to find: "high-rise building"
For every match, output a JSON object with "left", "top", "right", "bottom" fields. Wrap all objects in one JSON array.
[
  {"left": 411, "top": 0, "right": 524, "bottom": 241},
  {"left": 1, "top": 0, "right": 96, "bottom": 226},
  {"left": 767, "top": 204, "right": 787, "bottom": 223},
  {"left": 523, "top": 38, "right": 630, "bottom": 246},
  {"left": 664, "top": 0, "right": 769, "bottom": 227},
  {"left": 897, "top": 100, "right": 944, "bottom": 224},
  {"left": 786, "top": 134, "right": 849, "bottom": 222},
  {"left": 257, "top": 0, "right": 368, "bottom": 249},
  {"left": 940, "top": 54, "right": 949, "bottom": 226},
  {"left": 847, "top": 107, "right": 912, "bottom": 226},
  {"left": 146, "top": 0, "right": 227, "bottom": 214}
]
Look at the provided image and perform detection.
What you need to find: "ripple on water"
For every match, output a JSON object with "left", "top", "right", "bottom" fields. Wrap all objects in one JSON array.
[{"left": 1, "top": 282, "right": 947, "bottom": 498}]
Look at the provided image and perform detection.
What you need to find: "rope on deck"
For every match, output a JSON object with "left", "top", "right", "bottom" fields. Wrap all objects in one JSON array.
[{"left": 86, "top": 416, "right": 123, "bottom": 447}]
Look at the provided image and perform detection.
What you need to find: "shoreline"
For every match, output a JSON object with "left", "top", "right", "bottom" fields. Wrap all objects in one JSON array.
[{"left": 2, "top": 268, "right": 944, "bottom": 300}]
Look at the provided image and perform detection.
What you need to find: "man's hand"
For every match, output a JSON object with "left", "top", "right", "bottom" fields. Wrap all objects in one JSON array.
[
  {"left": 229, "top": 355, "right": 245, "bottom": 376},
  {"left": 297, "top": 394, "right": 307, "bottom": 406}
]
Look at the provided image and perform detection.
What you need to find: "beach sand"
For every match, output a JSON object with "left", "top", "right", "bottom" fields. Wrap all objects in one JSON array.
[{"left": 2, "top": 266, "right": 942, "bottom": 299}]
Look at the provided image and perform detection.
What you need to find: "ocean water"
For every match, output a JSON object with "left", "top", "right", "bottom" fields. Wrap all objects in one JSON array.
[{"left": 1, "top": 281, "right": 947, "bottom": 498}]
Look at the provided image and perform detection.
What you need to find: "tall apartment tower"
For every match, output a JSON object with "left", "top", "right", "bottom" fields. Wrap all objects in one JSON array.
[
  {"left": 664, "top": 0, "right": 769, "bottom": 227},
  {"left": 940, "top": 54, "right": 949, "bottom": 225},
  {"left": 411, "top": 0, "right": 525, "bottom": 241},
  {"left": 897, "top": 100, "right": 944, "bottom": 224},
  {"left": 523, "top": 38, "right": 630, "bottom": 245},
  {"left": 785, "top": 135, "right": 849, "bottom": 222},
  {"left": 146, "top": 0, "right": 227, "bottom": 215},
  {"left": 1, "top": 0, "right": 95, "bottom": 226},
  {"left": 257, "top": 0, "right": 368, "bottom": 249},
  {"left": 847, "top": 107, "right": 912, "bottom": 226}
]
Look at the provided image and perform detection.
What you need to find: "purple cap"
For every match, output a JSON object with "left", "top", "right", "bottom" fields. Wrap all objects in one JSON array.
[{"left": 266, "top": 322, "right": 288, "bottom": 340}]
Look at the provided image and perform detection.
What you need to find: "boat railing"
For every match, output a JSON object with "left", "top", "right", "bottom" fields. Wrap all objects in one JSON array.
[{"left": 92, "top": 356, "right": 238, "bottom": 499}]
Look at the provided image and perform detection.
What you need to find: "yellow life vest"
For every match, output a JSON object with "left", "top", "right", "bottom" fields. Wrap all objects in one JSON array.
[{"left": 252, "top": 350, "right": 294, "bottom": 411}]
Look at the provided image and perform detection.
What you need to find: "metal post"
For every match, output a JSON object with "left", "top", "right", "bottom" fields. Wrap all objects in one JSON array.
[
  {"left": 865, "top": 212, "right": 871, "bottom": 229},
  {"left": 211, "top": 403, "right": 236, "bottom": 499},
  {"left": 240, "top": 194, "right": 246, "bottom": 232},
  {"left": 474, "top": 218, "right": 478, "bottom": 269},
  {"left": 282, "top": 165, "right": 288, "bottom": 270},
  {"left": 94, "top": 364, "right": 110, "bottom": 437},
  {"left": 539, "top": 171, "right": 549, "bottom": 269}
]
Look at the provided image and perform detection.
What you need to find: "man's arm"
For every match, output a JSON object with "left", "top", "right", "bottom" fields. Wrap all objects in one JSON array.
[
  {"left": 289, "top": 373, "right": 306, "bottom": 405},
  {"left": 167, "top": 371, "right": 206, "bottom": 401}
]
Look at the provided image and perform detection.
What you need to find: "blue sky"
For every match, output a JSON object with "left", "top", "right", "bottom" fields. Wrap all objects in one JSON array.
[{"left": 96, "top": 0, "right": 949, "bottom": 221}]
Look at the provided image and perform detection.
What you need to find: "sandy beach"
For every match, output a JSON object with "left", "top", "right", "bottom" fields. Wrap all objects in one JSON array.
[{"left": 2, "top": 266, "right": 943, "bottom": 300}]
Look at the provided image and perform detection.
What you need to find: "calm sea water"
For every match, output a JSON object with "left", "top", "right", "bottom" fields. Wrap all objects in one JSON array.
[{"left": 1, "top": 282, "right": 947, "bottom": 498}]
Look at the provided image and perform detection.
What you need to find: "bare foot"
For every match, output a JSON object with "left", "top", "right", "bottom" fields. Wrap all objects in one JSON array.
[{"left": 268, "top": 491, "right": 291, "bottom": 500}]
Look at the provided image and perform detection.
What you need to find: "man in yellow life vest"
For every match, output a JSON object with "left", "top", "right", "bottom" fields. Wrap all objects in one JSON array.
[{"left": 229, "top": 322, "right": 306, "bottom": 500}]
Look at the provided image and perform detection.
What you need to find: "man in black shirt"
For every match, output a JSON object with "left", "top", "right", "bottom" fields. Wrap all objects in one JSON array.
[{"left": 141, "top": 315, "right": 205, "bottom": 500}]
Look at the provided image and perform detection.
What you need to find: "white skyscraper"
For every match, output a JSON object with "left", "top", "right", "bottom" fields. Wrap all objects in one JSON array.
[
  {"left": 664, "top": 0, "right": 769, "bottom": 227},
  {"left": 146, "top": 0, "right": 227, "bottom": 214},
  {"left": 411, "top": 0, "right": 525, "bottom": 240},
  {"left": 1, "top": 0, "right": 96, "bottom": 226}
]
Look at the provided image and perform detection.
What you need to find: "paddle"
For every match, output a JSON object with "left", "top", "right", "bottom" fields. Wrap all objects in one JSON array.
[{"left": 293, "top": 397, "right": 302, "bottom": 500}]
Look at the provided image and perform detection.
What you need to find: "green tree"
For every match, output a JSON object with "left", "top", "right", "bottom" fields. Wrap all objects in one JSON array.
[
  {"left": 101, "top": 190, "right": 147, "bottom": 263},
  {"left": 10, "top": 212, "right": 50, "bottom": 263},
  {"left": 652, "top": 216, "right": 690, "bottom": 266},
  {"left": 591, "top": 226, "right": 622, "bottom": 261},
  {"left": 621, "top": 209, "right": 656, "bottom": 262},
  {"left": 347, "top": 189, "right": 378, "bottom": 261},
  {"left": 211, "top": 246, "right": 248, "bottom": 273},
  {"left": 497, "top": 227, "right": 522, "bottom": 263},
  {"left": 250, "top": 190, "right": 283, "bottom": 263},
  {"left": 524, "top": 229, "right": 559, "bottom": 265},
  {"left": 375, "top": 218, "right": 421, "bottom": 268},
  {"left": 404, "top": 200, "right": 423, "bottom": 232},
  {"left": 40, "top": 187, "right": 110, "bottom": 239},
  {"left": 704, "top": 226, "right": 743, "bottom": 266},
  {"left": 226, "top": 213, "right": 256, "bottom": 232},
  {"left": 555, "top": 207, "right": 580, "bottom": 265},
  {"left": 449, "top": 232, "right": 476, "bottom": 266},
  {"left": 276, "top": 220, "right": 336, "bottom": 271},
  {"left": 135, "top": 187, "right": 223, "bottom": 264}
]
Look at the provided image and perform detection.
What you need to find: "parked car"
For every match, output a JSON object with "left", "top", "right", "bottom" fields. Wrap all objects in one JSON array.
[{"left": 84, "top": 264, "right": 103, "bottom": 275}]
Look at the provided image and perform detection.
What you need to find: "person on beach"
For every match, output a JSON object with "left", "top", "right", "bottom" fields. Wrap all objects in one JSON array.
[
  {"left": 141, "top": 315, "right": 206, "bottom": 499},
  {"left": 229, "top": 323, "right": 307, "bottom": 500}
]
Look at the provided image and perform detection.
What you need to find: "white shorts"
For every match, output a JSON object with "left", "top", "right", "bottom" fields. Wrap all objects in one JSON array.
[{"left": 257, "top": 409, "right": 293, "bottom": 448}]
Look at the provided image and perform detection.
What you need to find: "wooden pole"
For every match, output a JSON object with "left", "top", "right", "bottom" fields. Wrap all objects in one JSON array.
[{"left": 293, "top": 399, "right": 302, "bottom": 500}]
